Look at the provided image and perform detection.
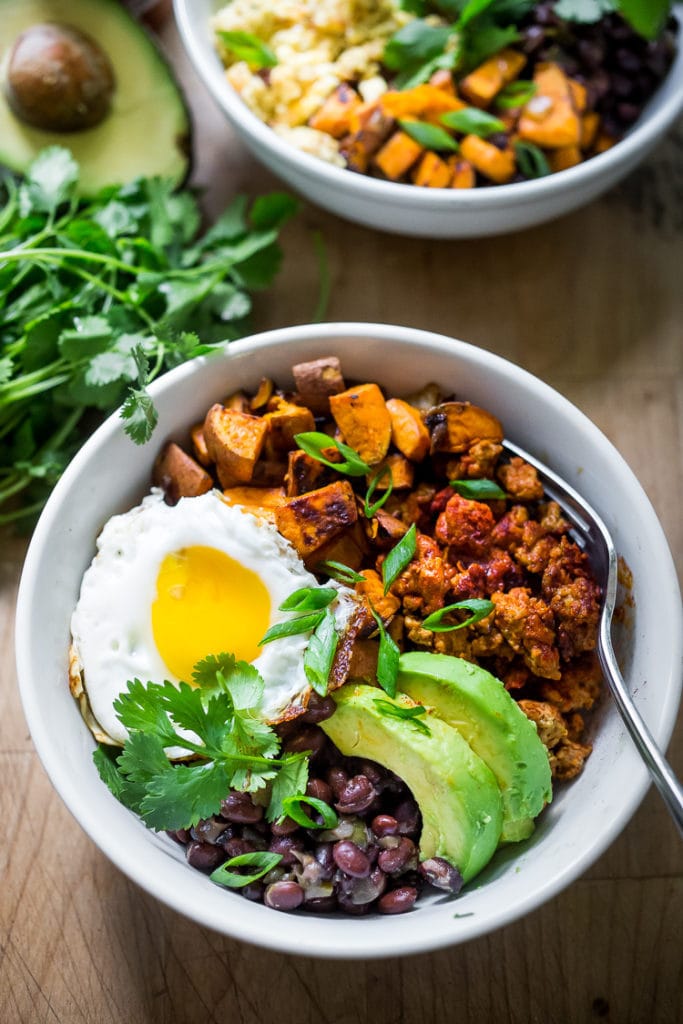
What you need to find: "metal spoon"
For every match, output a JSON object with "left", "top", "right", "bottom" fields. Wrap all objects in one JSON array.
[{"left": 503, "top": 439, "right": 683, "bottom": 836}]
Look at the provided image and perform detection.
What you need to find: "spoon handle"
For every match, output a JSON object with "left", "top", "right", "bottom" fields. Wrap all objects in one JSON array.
[{"left": 599, "top": 620, "right": 683, "bottom": 836}]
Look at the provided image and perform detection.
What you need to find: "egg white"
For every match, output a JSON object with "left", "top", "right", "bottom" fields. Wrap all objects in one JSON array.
[{"left": 70, "top": 489, "right": 357, "bottom": 744}]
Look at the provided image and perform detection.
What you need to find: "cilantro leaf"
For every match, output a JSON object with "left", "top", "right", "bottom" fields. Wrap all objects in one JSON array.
[
  {"left": 20, "top": 147, "right": 79, "bottom": 214},
  {"left": 140, "top": 760, "right": 232, "bottom": 830},
  {"left": 266, "top": 755, "right": 310, "bottom": 822},
  {"left": 120, "top": 387, "right": 158, "bottom": 444},
  {"left": 113, "top": 679, "right": 179, "bottom": 745},
  {"left": 216, "top": 29, "right": 278, "bottom": 70}
]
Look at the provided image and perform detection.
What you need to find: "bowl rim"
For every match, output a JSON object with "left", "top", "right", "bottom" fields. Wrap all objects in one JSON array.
[
  {"left": 15, "top": 322, "right": 683, "bottom": 958},
  {"left": 173, "top": 0, "right": 683, "bottom": 211}
]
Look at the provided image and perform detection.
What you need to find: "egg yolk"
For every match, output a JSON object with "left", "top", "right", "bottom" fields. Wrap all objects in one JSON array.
[{"left": 152, "top": 545, "right": 271, "bottom": 682}]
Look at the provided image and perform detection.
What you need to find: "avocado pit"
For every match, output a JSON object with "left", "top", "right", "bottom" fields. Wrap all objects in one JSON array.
[{"left": 5, "top": 22, "right": 115, "bottom": 132}]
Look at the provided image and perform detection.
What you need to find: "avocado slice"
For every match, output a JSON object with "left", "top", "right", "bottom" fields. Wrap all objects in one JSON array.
[
  {"left": 397, "top": 651, "right": 552, "bottom": 843},
  {"left": 0, "top": 0, "right": 190, "bottom": 194},
  {"left": 320, "top": 684, "right": 503, "bottom": 883}
]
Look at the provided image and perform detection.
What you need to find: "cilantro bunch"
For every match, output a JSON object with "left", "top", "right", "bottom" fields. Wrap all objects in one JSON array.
[
  {"left": 93, "top": 653, "right": 310, "bottom": 831},
  {"left": 0, "top": 147, "right": 297, "bottom": 527}
]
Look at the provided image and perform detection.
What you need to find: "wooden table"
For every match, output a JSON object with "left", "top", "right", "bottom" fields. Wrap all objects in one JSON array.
[{"left": 2, "top": 16, "right": 682, "bottom": 1024}]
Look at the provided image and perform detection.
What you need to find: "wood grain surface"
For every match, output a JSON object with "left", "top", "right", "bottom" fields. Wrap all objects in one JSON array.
[{"left": 1, "top": 15, "right": 682, "bottom": 1024}]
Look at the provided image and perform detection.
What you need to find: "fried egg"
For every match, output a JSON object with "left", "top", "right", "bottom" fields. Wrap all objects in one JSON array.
[{"left": 70, "top": 489, "right": 357, "bottom": 744}]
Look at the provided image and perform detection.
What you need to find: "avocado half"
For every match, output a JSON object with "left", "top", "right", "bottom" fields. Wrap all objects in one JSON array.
[
  {"left": 321, "top": 684, "right": 503, "bottom": 884},
  {"left": 398, "top": 651, "right": 553, "bottom": 843},
  {"left": 0, "top": 0, "right": 190, "bottom": 195}
]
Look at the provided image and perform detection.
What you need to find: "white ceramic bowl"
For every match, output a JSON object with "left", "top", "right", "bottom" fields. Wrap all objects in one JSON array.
[
  {"left": 174, "top": 1, "right": 683, "bottom": 238},
  {"left": 15, "top": 324, "right": 682, "bottom": 959}
]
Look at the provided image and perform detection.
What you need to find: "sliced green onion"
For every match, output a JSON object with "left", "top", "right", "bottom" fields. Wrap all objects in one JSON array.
[
  {"left": 364, "top": 464, "right": 394, "bottom": 518},
  {"left": 514, "top": 140, "right": 551, "bottom": 179},
  {"left": 303, "top": 607, "right": 339, "bottom": 696},
  {"left": 422, "top": 598, "right": 494, "bottom": 632},
  {"left": 440, "top": 107, "right": 505, "bottom": 137},
  {"left": 382, "top": 522, "right": 417, "bottom": 594},
  {"left": 495, "top": 80, "right": 537, "bottom": 110},
  {"left": 369, "top": 606, "right": 400, "bottom": 698},
  {"left": 280, "top": 794, "right": 338, "bottom": 830},
  {"left": 210, "top": 851, "right": 282, "bottom": 889},
  {"left": 398, "top": 119, "right": 459, "bottom": 152},
  {"left": 294, "top": 431, "right": 371, "bottom": 477},
  {"left": 215, "top": 30, "right": 277, "bottom": 70},
  {"left": 450, "top": 479, "right": 506, "bottom": 499},
  {"left": 373, "top": 698, "right": 431, "bottom": 736},
  {"left": 258, "top": 611, "right": 324, "bottom": 646},
  {"left": 317, "top": 560, "right": 366, "bottom": 585},
  {"left": 279, "top": 587, "right": 337, "bottom": 612}
]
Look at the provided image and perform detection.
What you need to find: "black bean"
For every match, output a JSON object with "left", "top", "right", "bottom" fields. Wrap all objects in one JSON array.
[
  {"left": 617, "top": 102, "right": 640, "bottom": 124},
  {"left": 314, "top": 842, "right": 336, "bottom": 879},
  {"left": 271, "top": 816, "right": 300, "bottom": 837},
  {"left": 394, "top": 798, "right": 420, "bottom": 836},
  {"left": 377, "top": 837, "right": 417, "bottom": 875},
  {"left": 378, "top": 886, "right": 418, "bottom": 915},
  {"left": 191, "top": 818, "right": 229, "bottom": 845},
  {"left": 220, "top": 838, "right": 254, "bottom": 860},
  {"left": 355, "top": 760, "right": 386, "bottom": 789},
  {"left": 371, "top": 813, "right": 398, "bottom": 838},
  {"left": 284, "top": 725, "right": 326, "bottom": 757},
  {"left": 268, "top": 835, "right": 304, "bottom": 867},
  {"left": 335, "top": 774, "right": 376, "bottom": 814},
  {"left": 264, "top": 880, "right": 304, "bottom": 912},
  {"left": 306, "top": 777, "right": 333, "bottom": 804},
  {"left": 302, "top": 895, "right": 338, "bottom": 913},
  {"left": 167, "top": 828, "right": 191, "bottom": 845},
  {"left": 241, "top": 882, "right": 265, "bottom": 902},
  {"left": 220, "top": 791, "right": 263, "bottom": 824},
  {"left": 302, "top": 694, "right": 337, "bottom": 724},
  {"left": 522, "top": 25, "right": 545, "bottom": 55},
  {"left": 326, "top": 766, "right": 349, "bottom": 798},
  {"left": 333, "top": 840, "right": 371, "bottom": 878},
  {"left": 577, "top": 38, "right": 605, "bottom": 72},
  {"left": 186, "top": 841, "right": 225, "bottom": 873},
  {"left": 337, "top": 893, "right": 372, "bottom": 915},
  {"left": 419, "top": 857, "right": 464, "bottom": 894}
]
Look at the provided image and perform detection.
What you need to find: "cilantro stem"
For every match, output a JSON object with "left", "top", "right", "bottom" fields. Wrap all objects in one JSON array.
[
  {"left": 0, "top": 245, "right": 141, "bottom": 276},
  {"left": 0, "top": 497, "right": 47, "bottom": 526},
  {"left": 311, "top": 230, "right": 330, "bottom": 324}
]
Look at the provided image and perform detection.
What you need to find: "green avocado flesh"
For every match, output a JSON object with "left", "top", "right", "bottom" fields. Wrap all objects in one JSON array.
[
  {"left": 0, "top": 0, "right": 190, "bottom": 195},
  {"left": 321, "top": 684, "right": 503, "bottom": 883},
  {"left": 397, "top": 651, "right": 552, "bottom": 843}
]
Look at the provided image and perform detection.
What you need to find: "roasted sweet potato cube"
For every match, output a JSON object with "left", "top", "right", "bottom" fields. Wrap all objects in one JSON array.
[
  {"left": 292, "top": 356, "right": 346, "bottom": 414},
  {"left": 448, "top": 157, "right": 476, "bottom": 189},
  {"left": 580, "top": 111, "right": 600, "bottom": 150},
  {"left": 285, "top": 449, "right": 337, "bottom": 497},
  {"left": 249, "top": 377, "right": 275, "bottom": 411},
  {"left": 426, "top": 402, "right": 504, "bottom": 454},
  {"left": 379, "top": 84, "right": 466, "bottom": 123},
  {"left": 348, "top": 638, "right": 380, "bottom": 682},
  {"left": 252, "top": 459, "right": 287, "bottom": 487},
  {"left": 460, "top": 134, "right": 516, "bottom": 184},
  {"left": 203, "top": 403, "right": 269, "bottom": 486},
  {"left": 568, "top": 78, "right": 587, "bottom": 113},
  {"left": 221, "top": 486, "right": 286, "bottom": 524},
  {"left": 329, "top": 383, "right": 392, "bottom": 465},
  {"left": 548, "top": 144, "right": 582, "bottom": 172},
  {"left": 594, "top": 131, "right": 617, "bottom": 154},
  {"left": 518, "top": 63, "right": 581, "bottom": 148},
  {"left": 385, "top": 397, "right": 430, "bottom": 462},
  {"left": 460, "top": 48, "right": 527, "bottom": 107},
  {"left": 373, "top": 130, "right": 424, "bottom": 180},
  {"left": 340, "top": 103, "right": 394, "bottom": 172},
  {"left": 309, "top": 83, "right": 363, "bottom": 138},
  {"left": 224, "top": 390, "right": 251, "bottom": 413},
  {"left": 274, "top": 480, "right": 358, "bottom": 558},
  {"left": 264, "top": 396, "right": 315, "bottom": 455},
  {"left": 412, "top": 151, "right": 452, "bottom": 188},
  {"left": 307, "top": 520, "right": 368, "bottom": 573},
  {"left": 153, "top": 442, "right": 213, "bottom": 502},
  {"left": 191, "top": 424, "right": 211, "bottom": 466},
  {"left": 368, "top": 453, "right": 414, "bottom": 491},
  {"left": 355, "top": 568, "right": 401, "bottom": 621}
]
